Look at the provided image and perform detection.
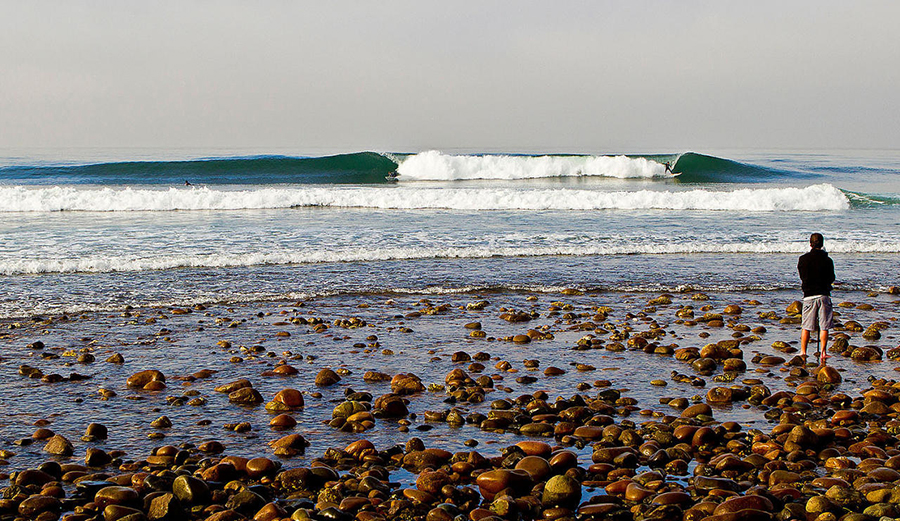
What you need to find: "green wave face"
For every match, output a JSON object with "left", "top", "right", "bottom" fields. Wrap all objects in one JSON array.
[
  {"left": 672, "top": 152, "right": 790, "bottom": 183},
  {"left": 842, "top": 190, "right": 900, "bottom": 208},
  {"left": 0, "top": 152, "right": 401, "bottom": 185}
]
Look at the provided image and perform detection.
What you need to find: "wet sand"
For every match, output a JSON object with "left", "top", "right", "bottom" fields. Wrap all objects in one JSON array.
[{"left": 1, "top": 288, "right": 899, "bottom": 521}]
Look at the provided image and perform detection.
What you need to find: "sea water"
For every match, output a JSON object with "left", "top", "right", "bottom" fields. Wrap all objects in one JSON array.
[{"left": 0, "top": 149, "right": 898, "bottom": 318}]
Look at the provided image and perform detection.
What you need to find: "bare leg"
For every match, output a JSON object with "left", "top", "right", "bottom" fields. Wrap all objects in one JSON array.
[
  {"left": 819, "top": 330, "right": 829, "bottom": 363},
  {"left": 800, "top": 329, "right": 810, "bottom": 357}
]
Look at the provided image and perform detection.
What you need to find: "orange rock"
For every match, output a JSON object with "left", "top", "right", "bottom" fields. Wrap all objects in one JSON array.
[
  {"left": 126, "top": 369, "right": 165, "bottom": 388},
  {"left": 713, "top": 495, "right": 773, "bottom": 515},
  {"left": 515, "top": 441, "right": 552, "bottom": 457},
  {"left": 624, "top": 482, "right": 654, "bottom": 502},
  {"left": 246, "top": 458, "right": 279, "bottom": 478},
  {"left": 143, "top": 380, "right": 167, "bottom": 391},
  {"left": 269, "top": 414, "right": 296, "bottom": 429},
  {"left": 252, "top": 502, "right": 287, "bottom": 521},
  {"left": 573, "top": 426, "right": 605, "bottom": 439},
  {"left": 475, "top": 469, "right": 532, "bottom": 500},
  {"left": 514, "top": 456, "right": 552, "bottom": 481},
  {"left": 272, "top": 365, "right": 298, "bottom": 375},
  {"left": 346, "top": 440, "right": 376, "bottom": 459}
]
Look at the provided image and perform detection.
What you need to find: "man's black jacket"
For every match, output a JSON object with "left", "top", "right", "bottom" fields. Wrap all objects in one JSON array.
[{"left": 798, "top": 248, "right": 835, "bottom": 297}]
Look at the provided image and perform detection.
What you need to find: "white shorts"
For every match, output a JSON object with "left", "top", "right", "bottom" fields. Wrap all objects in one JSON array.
[{"left": 802, "top": 295, "right": 833, "bottom": 332}]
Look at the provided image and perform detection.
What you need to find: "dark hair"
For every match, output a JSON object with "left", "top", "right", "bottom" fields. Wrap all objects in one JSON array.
[{"left": 810, "top": 233, "right": 824, "bottom": 249}]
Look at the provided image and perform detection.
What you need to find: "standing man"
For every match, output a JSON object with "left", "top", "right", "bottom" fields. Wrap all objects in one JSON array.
[{"left": 798, "top": 233, "right": 836, "bottom": 364}]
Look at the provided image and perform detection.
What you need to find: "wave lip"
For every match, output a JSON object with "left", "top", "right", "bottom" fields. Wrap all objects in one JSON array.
[
  {"left": 0, "top": 184, "right": 850, "bottom": 213},
  {"left": 5, "top": 239, "right": 896, "bottom": 275},
  {"left": 395, "top": 150, "right": 671, "bottom": 180}
]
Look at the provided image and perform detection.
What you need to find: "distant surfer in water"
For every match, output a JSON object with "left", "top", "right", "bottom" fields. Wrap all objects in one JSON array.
[
  {"left": 664, "top": 162, "right": 674, "bottom": 175},
  {"left": 184, "top": 180, "right": 192, "bottom": 186},
  {"left": 386, "top": 171, "right": 400, "bottom": 181}
]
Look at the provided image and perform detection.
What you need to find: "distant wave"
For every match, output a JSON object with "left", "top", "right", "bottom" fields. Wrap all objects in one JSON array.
[
  {"left": 395, "top": 150, "right": 674, "bottom": 180},
  {"left": 0, "top": 150, "right": 792, "bottom": 186},
  {"left": 4, "top": 239, "right": 896, "bottom": 275},
  {"left": 0, "top": 184, "right": 850, "bottom": 213},
  {"left": 0, "top": 152, "right": 398, "bottom": 185}
]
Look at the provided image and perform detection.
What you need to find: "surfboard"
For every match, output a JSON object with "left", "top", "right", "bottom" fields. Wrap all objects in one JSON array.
[{"left": 671, "top": 172, "right": 682, "bottom": 177}]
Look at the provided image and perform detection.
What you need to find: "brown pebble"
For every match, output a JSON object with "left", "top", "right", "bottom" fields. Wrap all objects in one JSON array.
[
  {"left": 269, "top": 414, "right": 297, "bottom": 429},
  {"left": 125, "top": 369, "right": 165, "bottom": 388}
]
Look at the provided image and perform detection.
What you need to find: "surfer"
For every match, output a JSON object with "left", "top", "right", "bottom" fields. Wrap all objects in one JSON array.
[
  {"left": 798, "top": 233, "right": 836, "bottom": 364},
  {"left": 664, "top": 162, "right": 674, "bottom": 175},
  {"left": 184, "top": 180, "right": 192, "bottom": 186},
  {"left": 385, "top": 171, "right": 400, "bottom": 181}
]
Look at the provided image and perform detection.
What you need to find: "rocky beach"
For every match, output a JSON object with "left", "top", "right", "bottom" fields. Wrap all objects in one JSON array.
[
  {"left": 4, "top": 2, "right": 899, "bottom": 520},
  {"left": 2, "top": 286, "right": 900, "bottom": 521}
]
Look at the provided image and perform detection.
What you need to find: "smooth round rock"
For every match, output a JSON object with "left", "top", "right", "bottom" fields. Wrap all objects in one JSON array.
[
  {"left": 270, "top": 414, "right": 297, "bottom": 429},
  {"left": 542, "top": 474, "right": 582, "bottom": 508},
  {"left": 475, "top": 469, "right": 532, "bottom": 501},
  {"left": 18, "top": 495, "right": 62, "bottom": 517},
  {"left": 681, "top": 403, "right": 713, "bottom": 418},
  {"left": 94, "top": 486, "right": 139, "bottom": 508},
  {"left": 172, "top": 475, "right": 211, "bottom": 505},
  {"left": 515, "top": 456, "right": 552, "bottom": 481},
  {"left": 416, "top": 469, "right": 452, "bottom": 496},
  {"left": 228, "top": 387, "right": 264, "bottom": 405},
  {"left": 713, "top": 495, "right": 774, "bottom": 515},
  {"left": 126, "top": 370, "right": 165, "bottom": 388},
  {"left": 315, "top": 369, "right": 341, "bottom": 386},
  {"left": 274, "top": 389, "right": 304, "bottom": 408}
]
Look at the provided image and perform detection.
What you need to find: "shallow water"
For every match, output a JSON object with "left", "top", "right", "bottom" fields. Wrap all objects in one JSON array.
[{"left": 2, "top": 288, "right": 898, "bottom": 475}]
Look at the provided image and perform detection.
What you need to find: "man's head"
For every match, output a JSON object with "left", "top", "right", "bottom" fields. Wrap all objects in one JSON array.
[{"left": 810, "top": 233, "right": 824, "bottom": 249}]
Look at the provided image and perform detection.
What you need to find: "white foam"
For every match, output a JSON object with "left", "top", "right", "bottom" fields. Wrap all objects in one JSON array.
[
  {"left": 0, "top": 184, "right": 850, "bottom": 212},
  {"left": 3, "top": 239, "right": 896, "bottom": 276},
  {"left": 396, "top": 151, "right": 667, "bottom": 180}
]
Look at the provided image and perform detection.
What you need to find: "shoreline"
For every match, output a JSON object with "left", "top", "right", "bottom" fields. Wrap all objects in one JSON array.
[{"left": 1, "top": 288, "right": 899, "bottom": 520}]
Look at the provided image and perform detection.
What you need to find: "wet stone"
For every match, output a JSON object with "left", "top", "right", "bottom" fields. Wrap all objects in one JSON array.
[
  {"left": 18, "top": 494, "right": 61, "bottom": 516},
  {"left": 126, "top": 370, "right": 165, "bottom": 388},
  {"left": 43, "top": 434, "right": 74, "bottom": 456},
  {"left": 172, "top": 475, "right": 210, "bottom": 505}
]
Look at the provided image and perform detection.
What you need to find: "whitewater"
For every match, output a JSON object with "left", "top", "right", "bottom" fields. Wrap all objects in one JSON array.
[
  {"left": 4, "top": 239, "right": 900, "bottom": 276},
  {"left": 0, "top": 184, "right": 850, "bottom": 212},
  {"left": 394, "top": 150, "right": 673, "bottom": 180}
]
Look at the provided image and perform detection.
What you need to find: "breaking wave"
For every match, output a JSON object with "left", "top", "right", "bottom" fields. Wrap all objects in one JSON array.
[
  {"left": 0, "top": 151, "right": 787, "bottom": 186},
  {"left": 4, "top": 239, "right": 895, "bottom": 275},
  {"left": 394, "top": 150, "right": 673, "bottom": 180},
  {"left": 0, "top": 184, "right": 850, "bottom": 212}
]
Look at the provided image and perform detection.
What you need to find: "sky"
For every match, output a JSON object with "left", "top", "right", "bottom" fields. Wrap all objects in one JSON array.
[{"left": 1, "top": 1, "right": 899, "bottom": 155}]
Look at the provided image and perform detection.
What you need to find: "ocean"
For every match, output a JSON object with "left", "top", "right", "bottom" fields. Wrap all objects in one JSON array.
[{"left": 1, "top": 149, "right": 898, "bottom": 319}]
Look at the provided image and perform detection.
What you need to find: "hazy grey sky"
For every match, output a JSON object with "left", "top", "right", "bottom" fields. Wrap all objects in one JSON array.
[{"left": 1, "top": 1, "right": 898, "bottom": 154}]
